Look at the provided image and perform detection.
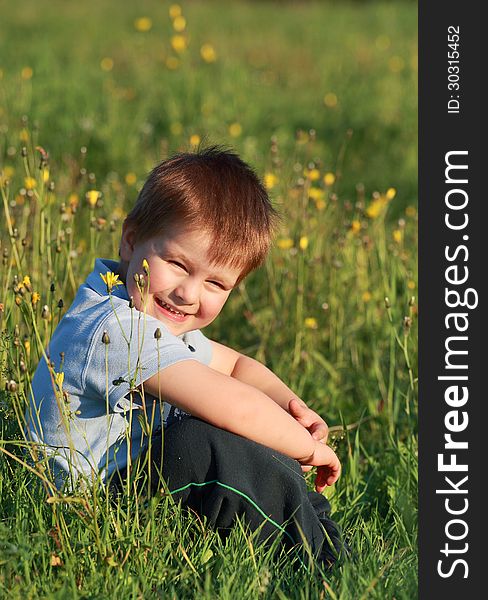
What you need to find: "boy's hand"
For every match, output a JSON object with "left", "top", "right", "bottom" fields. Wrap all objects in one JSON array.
[
  {"left": 300, "top": 440, "right": 341, "bottom": 493},
  {"left": 288, "top": 398, "right": 328, "bottom": 443}
]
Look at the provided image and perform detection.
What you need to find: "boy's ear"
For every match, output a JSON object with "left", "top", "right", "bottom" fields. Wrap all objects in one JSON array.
[{"left": 119, "top": 221, "right": 137, "bottom": 261}]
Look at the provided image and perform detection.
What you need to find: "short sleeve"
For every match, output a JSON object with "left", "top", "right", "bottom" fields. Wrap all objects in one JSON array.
[
  {"left": 182, "top": 329, "right": 213, "bottom": 365},
  {"left": 82, "top": 302, "right": 204, "bottom": 413}
]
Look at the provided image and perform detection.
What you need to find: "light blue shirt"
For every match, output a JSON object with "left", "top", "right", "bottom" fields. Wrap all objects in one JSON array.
[{"left": 25, "top": 258, "right": 212, "bottom": 489}]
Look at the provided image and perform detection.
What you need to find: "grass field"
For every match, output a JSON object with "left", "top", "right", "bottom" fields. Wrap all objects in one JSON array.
[{"left": 0, "top": 1, "right": 418, "bottom": 597}]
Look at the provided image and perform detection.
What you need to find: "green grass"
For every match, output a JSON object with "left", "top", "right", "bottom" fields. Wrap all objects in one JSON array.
[{"left": 0, "top": 1, "right": 417, "bottom": 597}]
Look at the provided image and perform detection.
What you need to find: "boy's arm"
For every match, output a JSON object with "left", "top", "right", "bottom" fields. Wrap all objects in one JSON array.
[
  {"left": 139, "top": 359, "right": 337, "bottom": 479},
  {"left": 209, "top": 340, "right": 329, "bottom": 442}
]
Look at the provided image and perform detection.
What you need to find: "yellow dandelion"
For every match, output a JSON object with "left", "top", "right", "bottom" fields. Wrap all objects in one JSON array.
[
  {"left": 125, "top": 172, "right": 137, "bottom": 186},
  {"left": 86, "top": 190, "right": 100, "bottom": 207},
  {"left": 323, "top": 172, "right": 336, "bottom": 187},
  {"left": 171, "top": 35, "right": 187, "bottom": 53},
  {"left": 351, "top": 220, "right": 361, "bottom": 234},
  {"left": 100, "top": 271, "right": 122, "bottom": 294},
  {"left": 308, "top": 187, "right": 324, "bottom": 201},
  {"left": 24, "top": 177, "right": 37, "bottom": 190},
  {"left": 134, "top": 17, "right": 152, "bottom": 32},
  {"left": 362, "top": 291, "right": 372, "bottom": 303},
  {"left": 54, "top": 371, "right": 64, "bottom": 390},
  {"left": 386, "top": 187, "right": 396, "bottom": 200},
  {"left": 172, "top": 16, "right": 186, "bottom": 32},
  {"left": 100, "top": 57, "right": 114, "bottom": 72},
  {"left": 366, "top": 196, "right": 387, "bottom": 219},
  {"left": 305, "top": 168, "right": 320, "bottom": 182},
  {"left": 170, "top": 122, "right": 183, "bottom": 135},
  {"left": 405, "top": 205, "right": 416, "bottom": 217},
  {"left": 189, "top": 134, "right": 201, "bottom": 147},
  {"left": 169, "top": 4, "right": 182, "bottom": 19},
  {"left": 200, "top": 44, "right": 217, "bottom": 63},
  {"left": 315, "top": 199, "right": 326, "bottom": 211},
  {"left": 21, "top": 66, "right": 33, "bottom": 80},
  {"left": 323, "top": 92, "right": 338, "bottom": 108},
  {"left": 304, "top": 317, "right": 318, "bottom": 330},
  {"left": 23, "top": 275, "right": 32, "bottom": 289},
  {"left": 24, "top": 339, "right": 31, "bottom": 357},
  {"left": 42, "top": 168, "right": 50, "bottom": 183},
  {"left": 264, "top": 173, "right": 278, "bottom": 190},
  {"left": 20, "top": 129, "right": 29, "bottom": 143},
  {"left": 31, "top": 291, "right": 41, "bottom": 307},
  {"left": 407, "top": 280, "right": 416, "bottom": 290},
  {"left": 277, "top": 238, "right": 294, "bottom": 250},
  {"left": 4, "top": 166, "right": 15, "bottom": 178},
  {"left": 15, "top": 295, "right": 22, "bottom": 306},
  {"left": 228, "top": 122, "right": 242, "bottom": 138},
  {"left": 299, "top": 236, "right": 309, "bottom": 250},
  {"left": 142, "top": 259, "right": 150, "bottom": 275},
  {"left": 392, "top": 229, "right": 403, "bottom": 243},
  {"left": 166, "top": 56, "right": 180, "bottom": 70}
]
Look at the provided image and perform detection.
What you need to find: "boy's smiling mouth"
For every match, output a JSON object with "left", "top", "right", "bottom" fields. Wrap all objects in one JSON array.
[{"left": 154, "top": 297, "right": 191, "bottom": 322}]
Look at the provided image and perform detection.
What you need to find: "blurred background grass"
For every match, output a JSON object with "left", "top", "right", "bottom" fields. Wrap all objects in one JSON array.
[{"left": 0, "top": 0, "right": 417, "bottom": 215}]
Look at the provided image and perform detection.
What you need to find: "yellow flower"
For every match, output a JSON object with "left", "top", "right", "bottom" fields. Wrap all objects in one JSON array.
[
  {"left": 21, "top": 66, "right": 33, "bottom": 80},
  {"left": 323, "top": 172, "right": 336, "bottom": 187},
  {"left": 23, "top": 275, "right": 32, "bottom": 290},
  {"left": 264, "top": 173, "right": 278, "bottom": 190},
  {"left": 42, "top": 168, "right": 50, "bottom": 183},
  {"left": 405, "top": 205, "right": 416, "bottom": 217},
  {"left": 86, "top": 190, "right": 100, "bottom": 207},
  {"left": 407, "top": 280, "right": 416, "bottom": 290},
  {"left": 4, "top": 166, "right": 14, "bottom": 178},
  {"left": 351, "top": 220, "right": 361, "bottom": 234},
  {"left": 134, "top": 17, "right": 152, "bottom": 32},
  {"left": 305, "top": 168, "right": 320, "bottom": 182},
  {"left": 169, "top": 4, "right": 182, "bottom": 19},
  {"left": 172, "top": 16, "right": 186, "bottom": 32},
  {"left": 304, "top": 317, "right": 318, "bottom": 330},
  {"left": 308, "top": 187, "right": 324, "bottom": 201},
  {"left": 20, "top": 129, "right": 29, "bottom": 143},
  {"left": 277, "top": 238, "right": 294, "bottom": 250},
  {"left": 100, "top": 57, "right": 114, "bottom": 72},
  {"left": 392, "top": 229, "right": 403, "bottom": 243},
  {"left": 189, "top": 134, "right": 201, "bottom": 147},
  {"left": 362, "top": 291, "right": 372, "bottom": 303},
  {"left": 100, "top": 271, "right": 122, "bottom": 294},
  {"left": 386, "top": 187, "right": 396, "bottom": 200},
  {"left": 299, "top": 236, "right": 309, "bottom": 250},
  {"left": 54, "top": 371, "right": 64, "bottom": 390},
  {"left": 142, "top": 259, "right": 150, "bottom": 275},
  {"left": 323, "top": 92, "right": 338, "bottom": 108},
  {"left": 125, "top": 172, "right": 137, "bottom": 186},
  {"left": 171, "top": 35, "right": 187, "bottom": 53},
  {"left": 316, "top": 199, "right": 326, "bottom": 210},
  {"left": 366, "top": 196, "right": 387, "bottom": 219},
  {"left": 228, "top": 122, "right": 242, "bottom": 138},
  {"left": 31, "top": 291, "right": 41, "bottom": 307},
  {"left": 200, "top": 44, "right": 217, "bottom": 63},
  {"left": 24, "top": 177, "right": 36, "bottom": 190}
]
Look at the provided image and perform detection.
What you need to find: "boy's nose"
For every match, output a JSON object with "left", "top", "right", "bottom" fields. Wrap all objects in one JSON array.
[{"left": 174, "top": 280, "right": 200, "bottom": 306}]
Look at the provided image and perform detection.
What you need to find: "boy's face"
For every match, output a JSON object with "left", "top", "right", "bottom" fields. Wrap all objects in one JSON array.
[{"left": 119, "top": 223, "right": 241, "bottom": 336}]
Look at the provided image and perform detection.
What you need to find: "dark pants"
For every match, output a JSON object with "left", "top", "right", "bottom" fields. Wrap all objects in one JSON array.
[{"left": 113, "top": 417, "right": 343, "bottom": 567}]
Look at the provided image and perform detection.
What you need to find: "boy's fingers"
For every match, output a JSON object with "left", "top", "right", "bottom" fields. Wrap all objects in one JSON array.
[
  {"left": 301, "top": 465, "right": 313, "bottom": 472},
  {"left": 310, "top": 421, "right": 328, "bottom": 442}
]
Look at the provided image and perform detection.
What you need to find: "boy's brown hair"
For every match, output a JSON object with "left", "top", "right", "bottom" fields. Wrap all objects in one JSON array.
[{"left": 123, "top": 146, "right": 279, "bottom": 283}]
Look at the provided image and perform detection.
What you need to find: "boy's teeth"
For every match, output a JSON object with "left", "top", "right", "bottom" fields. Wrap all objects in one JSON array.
[{"left": 159, "top": 299, "right": 184, "bottom": 315}]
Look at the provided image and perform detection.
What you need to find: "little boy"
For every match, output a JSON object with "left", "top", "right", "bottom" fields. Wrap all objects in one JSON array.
[{"left": 26, "top": 147, "right": 343, "bottom": 566}]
